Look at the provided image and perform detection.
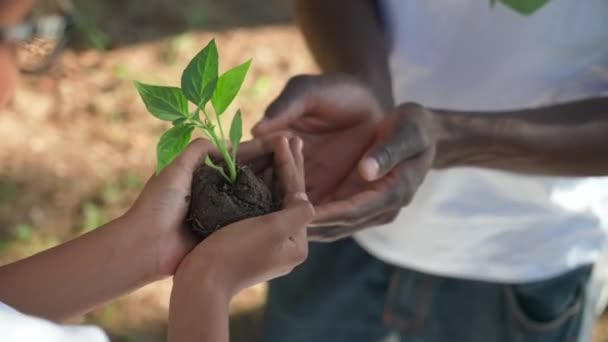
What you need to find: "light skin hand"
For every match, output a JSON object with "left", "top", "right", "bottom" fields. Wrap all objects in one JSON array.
[
  {"left": 168, "top": 136, "right": 314, "bottom": 342},
  {"left": 126, "top": 134, "right": 300, "bottom": 277},
  {"left": 0, "top": 136, "right": 291, "bottom": 320},
  {"left": 0, "top": 138, "right": 215, "bottom": 320}
]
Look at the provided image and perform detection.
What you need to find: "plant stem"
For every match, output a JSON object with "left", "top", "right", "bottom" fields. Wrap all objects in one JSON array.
[
  {"left": 202, "top": 107, "right": 237, "bottom": 183},
  {"left": 195, "top": 125, "right": 233, "bottom": 183}
]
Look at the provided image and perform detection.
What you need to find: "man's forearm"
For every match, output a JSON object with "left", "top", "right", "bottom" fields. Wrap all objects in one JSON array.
[
  {"left": 0, "top": 216, "right": 159, "bottom": 321},
  {"left": 435, "top": 97, "right": 608, "bottom": 176},
  {"left": 294, "top": 0, "right": 394, "bottom": 110}
]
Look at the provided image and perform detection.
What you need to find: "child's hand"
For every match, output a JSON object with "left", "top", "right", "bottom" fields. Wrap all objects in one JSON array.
[
  {"left": 172, "top": 136, "right": 313, "bottom": 298},
  {"left": 123, "top": 138, "right": 214, "bottom": 278},
  {"left": 123, "top": 136, "right": 290, "bottom": 279}
]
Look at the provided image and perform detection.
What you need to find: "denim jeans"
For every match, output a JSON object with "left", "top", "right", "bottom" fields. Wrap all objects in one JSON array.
[{"left": 261, "top": 238, "right": 592, "bottom": 342}]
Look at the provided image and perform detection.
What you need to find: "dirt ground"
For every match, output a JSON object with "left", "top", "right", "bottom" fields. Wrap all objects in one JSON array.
[{"left": 0, "top": 1, "right": 605, "bottom": 341}]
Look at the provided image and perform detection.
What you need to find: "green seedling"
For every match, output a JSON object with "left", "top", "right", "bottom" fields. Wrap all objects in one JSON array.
[{"left": 134, "top": 39, "right": 251, "bottom": 183}]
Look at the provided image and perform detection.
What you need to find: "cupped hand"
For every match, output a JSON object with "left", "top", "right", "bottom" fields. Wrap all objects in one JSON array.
[
  {"left": 124, "top": 135, "right": 293, "bottom": 278},
  {"left": 253, "top": 74, "right": 383, "bottom": 203},
  {"left": 254, "top": 74, "right": 440, "bottom": 241},
  {"left": 309, "top": 103, "right": 439, "bottom": 241},
  {"left": 174, "top": 136, "right": 314, "bottom": 297}
]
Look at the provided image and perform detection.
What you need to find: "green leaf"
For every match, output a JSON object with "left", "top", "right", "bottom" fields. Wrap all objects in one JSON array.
[
  {"left": 198, "top": 77, "right": 218, "bottom": 110},
  {"left": 211, "top": 59, "right": 251, "bottom": 115},
  {"left": 156, "top": 124, "right": 194, "bottom": 174},
  {"left": 181, "top": 39, "right": 219, "bottom": 105},
  {"left": 205, "top": 156, "right": 231, "bottom": 182},
  {"left": 172, "top": 117, "right": 187, "bottom": 126},
  {"left": 229, "top": 109, "right": 243, "bottom": 161},
  {"left": 495, "top": 0, "right": 550, "bottom": 15},
  {"left": 134, "top": 81, "right": 189, "bottom": 121}
]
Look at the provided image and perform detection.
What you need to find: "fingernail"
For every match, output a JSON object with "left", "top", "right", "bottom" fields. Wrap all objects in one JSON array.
[
  {"left": 293, "top": 192, "right": 309, "bottom": 201},
  {"left": 360, "top": 158, "right": 380, "bottom": 181},
  {"left": 290, "top": 136, "right": 303, "bottom": 152}
]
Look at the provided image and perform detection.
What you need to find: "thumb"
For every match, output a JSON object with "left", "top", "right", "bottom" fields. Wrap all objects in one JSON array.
[
  {"left": 168, "top": 138, "right": 214, "bottom": 175},
  {"left": 358, "top": 115, "right": 428, "bottom": 181}
]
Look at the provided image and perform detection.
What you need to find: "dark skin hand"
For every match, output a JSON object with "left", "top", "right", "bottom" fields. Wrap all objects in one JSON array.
[
  {"left": 254, "top": 76, "right": 437, "bottom": 240},
  {"left": 255, "top": 74, "right": 608, "bottom": 242},
  {"left": 253, "top": 0, "right": 608, "bottom": 242}
]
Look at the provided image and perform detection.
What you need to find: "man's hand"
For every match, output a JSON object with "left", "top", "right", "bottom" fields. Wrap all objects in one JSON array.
[
  {"left": 311, "top": 103, "right": 439, "bottom": 241},
  {"left": 254, "top": 74, "right": 384, "bottom": 203},
  {"left": 254, "top": 75, "right": 440, "bottom": 242}
]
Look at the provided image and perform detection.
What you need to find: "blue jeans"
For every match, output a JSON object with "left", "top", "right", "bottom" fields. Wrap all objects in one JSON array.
[{"left": 261, "top": 238, "right": 591, "bottom": 342}]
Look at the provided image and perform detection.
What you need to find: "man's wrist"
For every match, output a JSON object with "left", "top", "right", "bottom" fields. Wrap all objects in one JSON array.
[{"left": 431, "top": 109, "right": 495, "bottom": 169}]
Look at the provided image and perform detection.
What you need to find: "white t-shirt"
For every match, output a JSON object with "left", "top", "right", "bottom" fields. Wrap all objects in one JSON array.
[
  {"left": 0, "top": 302, "right": 107, "bottom": 342},
  {"left": 355, "top": 0, "right": 608, "bottom": 283}
]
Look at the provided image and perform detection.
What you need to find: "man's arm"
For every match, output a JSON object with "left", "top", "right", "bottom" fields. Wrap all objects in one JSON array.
[
  {"left": 295, "top": 0, "right": 608, "bottom": 177},
  {"left": 435, "top": 97, "right": 608, "bottom": 175},
  {"left": 294, "top": 0, "right": 394, "bottom": 110}
]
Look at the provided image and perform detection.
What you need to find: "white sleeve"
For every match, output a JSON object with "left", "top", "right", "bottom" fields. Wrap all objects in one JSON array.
[{"left": 0, "top": 302, "right": 108, "bottom": 342}]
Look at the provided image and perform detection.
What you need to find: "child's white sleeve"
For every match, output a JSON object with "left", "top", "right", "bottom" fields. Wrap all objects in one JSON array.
[{"left": 0, "top": 302, "right": 108, "bottom": 342}]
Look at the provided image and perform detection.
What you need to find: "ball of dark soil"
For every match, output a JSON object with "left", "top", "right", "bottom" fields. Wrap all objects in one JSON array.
[{"left": 187, "top": 163, "right": 276, "bottom": 239}]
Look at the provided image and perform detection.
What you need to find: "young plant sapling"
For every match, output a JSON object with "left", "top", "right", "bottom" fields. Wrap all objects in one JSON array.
[{"left": 134, "top": 39, "right": 276, "bottom": 238}]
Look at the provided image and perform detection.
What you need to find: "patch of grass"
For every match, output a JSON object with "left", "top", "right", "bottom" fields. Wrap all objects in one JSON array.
[
  {"left": 123, "top": 172, "right": 144, "bottom": 189},
  {"left": 78, "top": 173, "right": 144, "bottom": 233},
  {"left": 159, "top": 33, "right": 196, "bottom": 66},
  {"left": 102, "top": 183, "right": 122, "bottom": 204},
  {"left": 81, "top": 201, "right": 108, "bottom": 233},
  {"left": 112, "top": 64, "right": 130, "bottom": 79},
  {"left": 14, "top": 223, "right": 34, "bottom": 242},
  {"left": 0, "top": 179, "right": 19, "bottom": 204},
  {"left": 0, "top": 239, "right": 13, "bottom": 253},
  {"left": 249, "top": 74, "right": 271, "bottom": 100}
]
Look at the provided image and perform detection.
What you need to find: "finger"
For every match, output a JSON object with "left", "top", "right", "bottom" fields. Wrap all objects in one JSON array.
[
  {"left": 311, "top": 187, "right": 400, "bottom": 228},
  {"left": 170, "top": 138, "right": 215, "bottom": 175},
  {"left": 263, "top": 200, "right": 313, "bottom": 270},
  {"left": 236, "top": 136, "right": 277, "bottom": 164},
  {"left": 258, "top": 200, "right": 315, "bottom": 236},
  {"left": 288, "top": 136, "right": 307, "bottom": 204},
  {"left": 316, "top": 151, "right": 432, "bottom": 227},
  {"left": 274, "top": 136, "right": 308, "bottom": 206},
  {"left": 237, "top": 133, "right": 296, "bottom": 163},
  {"left": 252, "top": 75, "right": 316, "bottom": 137},
  {"left": 359, "top": 107, "right": 429, "bottom": 182},
  {"left": 290, "top": 136, "right": 305, "bottom": 175},
  {"left": 308, "top": 209, "right": 399, "bottom": 242}
]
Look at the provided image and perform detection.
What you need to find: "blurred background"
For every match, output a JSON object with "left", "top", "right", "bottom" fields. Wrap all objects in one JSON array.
[{"left": 0, "top": 1, "right": 605, "bottom": 341}]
